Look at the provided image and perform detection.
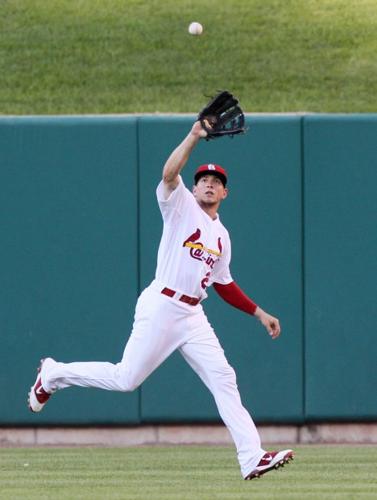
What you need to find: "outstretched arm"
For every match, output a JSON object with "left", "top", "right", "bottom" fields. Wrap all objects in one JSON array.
[{"left": 162, "top": 121, "right": 207, "bottom": 197}]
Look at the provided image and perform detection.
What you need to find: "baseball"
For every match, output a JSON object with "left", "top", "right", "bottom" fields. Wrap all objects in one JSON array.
[{"left": 188, "top": 22, "right": 203, "bottom": 36}]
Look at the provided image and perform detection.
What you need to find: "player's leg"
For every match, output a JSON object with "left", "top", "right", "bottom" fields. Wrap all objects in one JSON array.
[
  {"left": 179, "top": 327, "right": 265, "bottom": 478},
  {"left": 30, "top": 287, "right": 182, "bottom": 407}
]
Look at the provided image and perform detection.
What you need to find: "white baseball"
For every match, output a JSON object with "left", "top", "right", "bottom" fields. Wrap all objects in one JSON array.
[{"left": 188, "top": 22, "right": 203, "bottom": 36}]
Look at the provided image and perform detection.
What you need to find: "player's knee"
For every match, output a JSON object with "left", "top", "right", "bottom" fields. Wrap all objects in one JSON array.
[
  {"left": 214, "top": 366, "right": 237, "bottom": 390},
  {"left": 126, "top": 379, "right": 140, "bottom": 392},
  {"left": 116, "top": 366, "right": 141, "bottom": 392},
  {"left": 226, "top": 367, "right": 237, "bottom": 386},
  {"left": 117, "top": 376, "right": 140, "bottom": 392},
  {"left": 222, "top": 364, "right": 236, "bottom": 379}
]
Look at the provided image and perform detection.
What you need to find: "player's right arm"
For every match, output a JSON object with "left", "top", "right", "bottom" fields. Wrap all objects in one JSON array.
[
  {"left": 254, "top": 307, "right": 281, "bottom": 339},
  {"left": 161, "top": 121, "right": 207, "bottom": 199}
]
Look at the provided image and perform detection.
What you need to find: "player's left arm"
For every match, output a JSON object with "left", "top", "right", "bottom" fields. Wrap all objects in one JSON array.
[
  {"left": 213, "top": 281, "right": 281, "bottom": 339},
  {"left": 161, "top": 121, "right": 207, "bottom": 198}
]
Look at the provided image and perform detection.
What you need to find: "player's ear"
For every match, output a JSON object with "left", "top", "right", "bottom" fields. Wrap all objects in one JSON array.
[{"left": 222, "top": 187, "right": 228, "bottom": 200}]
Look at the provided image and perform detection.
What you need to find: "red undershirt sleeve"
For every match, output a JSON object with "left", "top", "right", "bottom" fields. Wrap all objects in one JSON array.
[{"left": 213, "top": 281, "right": 258, "bottom": 316}]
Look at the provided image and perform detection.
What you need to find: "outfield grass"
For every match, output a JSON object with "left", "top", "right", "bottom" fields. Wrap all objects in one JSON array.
[
  {"left": 0, "top": 0, "right": 376, "bottom": 114},
  {"left": 1, "top": 445, "right": 376, "bottom": 499}
]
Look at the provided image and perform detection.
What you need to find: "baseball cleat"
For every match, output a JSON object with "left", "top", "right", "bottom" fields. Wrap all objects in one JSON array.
[
  {"left": 244, "top": 449, "right": 294, "bottom": 480},
  {"left": 28, "top": 358, "right": 54, "bottom": 412}
]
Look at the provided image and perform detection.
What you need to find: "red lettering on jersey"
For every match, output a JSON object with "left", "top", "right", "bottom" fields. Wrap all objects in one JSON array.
[
  {"left": 192, "top": 247, "right": 204, "bottom": 260},
  {"left": 206, "top": 256, "right": 215, "bottom": 269},
  {"left": 183, "top": 229, "right": 222, "bottom": 266},
  {"left": 201, "top": 271, "right": 211, "bottom": 289}
]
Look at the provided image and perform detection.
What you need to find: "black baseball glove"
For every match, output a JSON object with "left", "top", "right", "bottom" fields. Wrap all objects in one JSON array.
[{"left": 198, "top": 90, "right": 246, "bottom": 140}]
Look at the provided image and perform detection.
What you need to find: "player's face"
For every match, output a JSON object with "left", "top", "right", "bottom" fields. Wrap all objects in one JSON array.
[{"left": 192, "top": 174, "right": 228, "bottom": 207}]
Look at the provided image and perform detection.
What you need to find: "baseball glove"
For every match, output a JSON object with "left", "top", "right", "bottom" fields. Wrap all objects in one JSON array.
[{"left": 198, "top": 90, "right": 246, "bottom": 140}]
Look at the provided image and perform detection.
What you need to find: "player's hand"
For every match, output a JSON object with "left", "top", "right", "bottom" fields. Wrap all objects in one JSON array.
[
  {"left": 191, "top": 120, "right": 209, "bottom": 139},
  {"left": 255, "top": 307, "right": 281, "bottom": 339}
]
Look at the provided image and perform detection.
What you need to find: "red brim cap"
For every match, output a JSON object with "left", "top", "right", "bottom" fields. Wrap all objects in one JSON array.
[{"left": 194, "top": 164, "right": 228, "bottom": 186}]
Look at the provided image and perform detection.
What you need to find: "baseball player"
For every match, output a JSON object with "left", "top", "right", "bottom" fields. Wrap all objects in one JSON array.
[{"left": 28, "top": 119, "right": 293, "bottom": 480}]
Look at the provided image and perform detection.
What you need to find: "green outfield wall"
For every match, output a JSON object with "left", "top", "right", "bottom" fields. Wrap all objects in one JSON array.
[{"left": 0, "top": 115, "right": 376, "bottom": 425}]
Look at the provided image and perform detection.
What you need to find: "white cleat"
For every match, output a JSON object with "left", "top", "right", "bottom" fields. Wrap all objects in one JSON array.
[
  {"left": 245, "top": 449, "right": 294, "bottom": 480},
  {"left": 28, "top": 358, "right": 54, "bottom": 412}
]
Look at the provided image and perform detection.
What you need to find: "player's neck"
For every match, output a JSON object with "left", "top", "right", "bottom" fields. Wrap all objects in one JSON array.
[{"left": 197, "top": 200, "right": 219, "bottom": 220}]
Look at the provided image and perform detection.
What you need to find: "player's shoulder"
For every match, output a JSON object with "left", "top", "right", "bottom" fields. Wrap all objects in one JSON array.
[
  {"left": 157, "top": 175, "right": 188, "bottom": 200},
  {"left": 156, "top": 176, "right": 198, "bottom": 217}
]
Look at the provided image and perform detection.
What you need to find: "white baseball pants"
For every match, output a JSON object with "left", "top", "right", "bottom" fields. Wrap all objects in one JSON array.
[{"left": 42, "top": 280, "right": 265, "bottom": 477}]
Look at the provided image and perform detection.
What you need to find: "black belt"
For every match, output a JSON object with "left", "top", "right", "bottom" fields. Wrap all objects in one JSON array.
[{"left": 161, "top": 287, "right": 200, "bottom": 306}]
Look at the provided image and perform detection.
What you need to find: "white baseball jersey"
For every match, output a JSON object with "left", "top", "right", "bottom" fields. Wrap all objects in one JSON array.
[{"left": 155, "top": 176, "right": 233, "bottom": 300}]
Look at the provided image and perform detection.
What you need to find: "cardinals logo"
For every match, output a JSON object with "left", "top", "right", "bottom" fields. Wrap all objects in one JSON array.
[
  {"left": 183, "top": 228, "right": 222, "bottom": 268},
  {"left": 217, "top": 237, "right": 222, "bottom": 254},
  {"left": 183, "top": 228, "right": 204, "bottom": 261}
]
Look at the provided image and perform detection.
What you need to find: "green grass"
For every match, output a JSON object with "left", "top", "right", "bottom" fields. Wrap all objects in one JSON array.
[
  {"left": 1, "top": 445, "right": 377, "bottom": 499},
  {"left": 0, "top": 0, "right": 377, "bottom": 113}
]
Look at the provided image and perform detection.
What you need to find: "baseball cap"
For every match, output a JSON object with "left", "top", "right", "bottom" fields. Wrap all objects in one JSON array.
[{"left": 194, "top": 164, "right": 228, "bottom": 186}]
